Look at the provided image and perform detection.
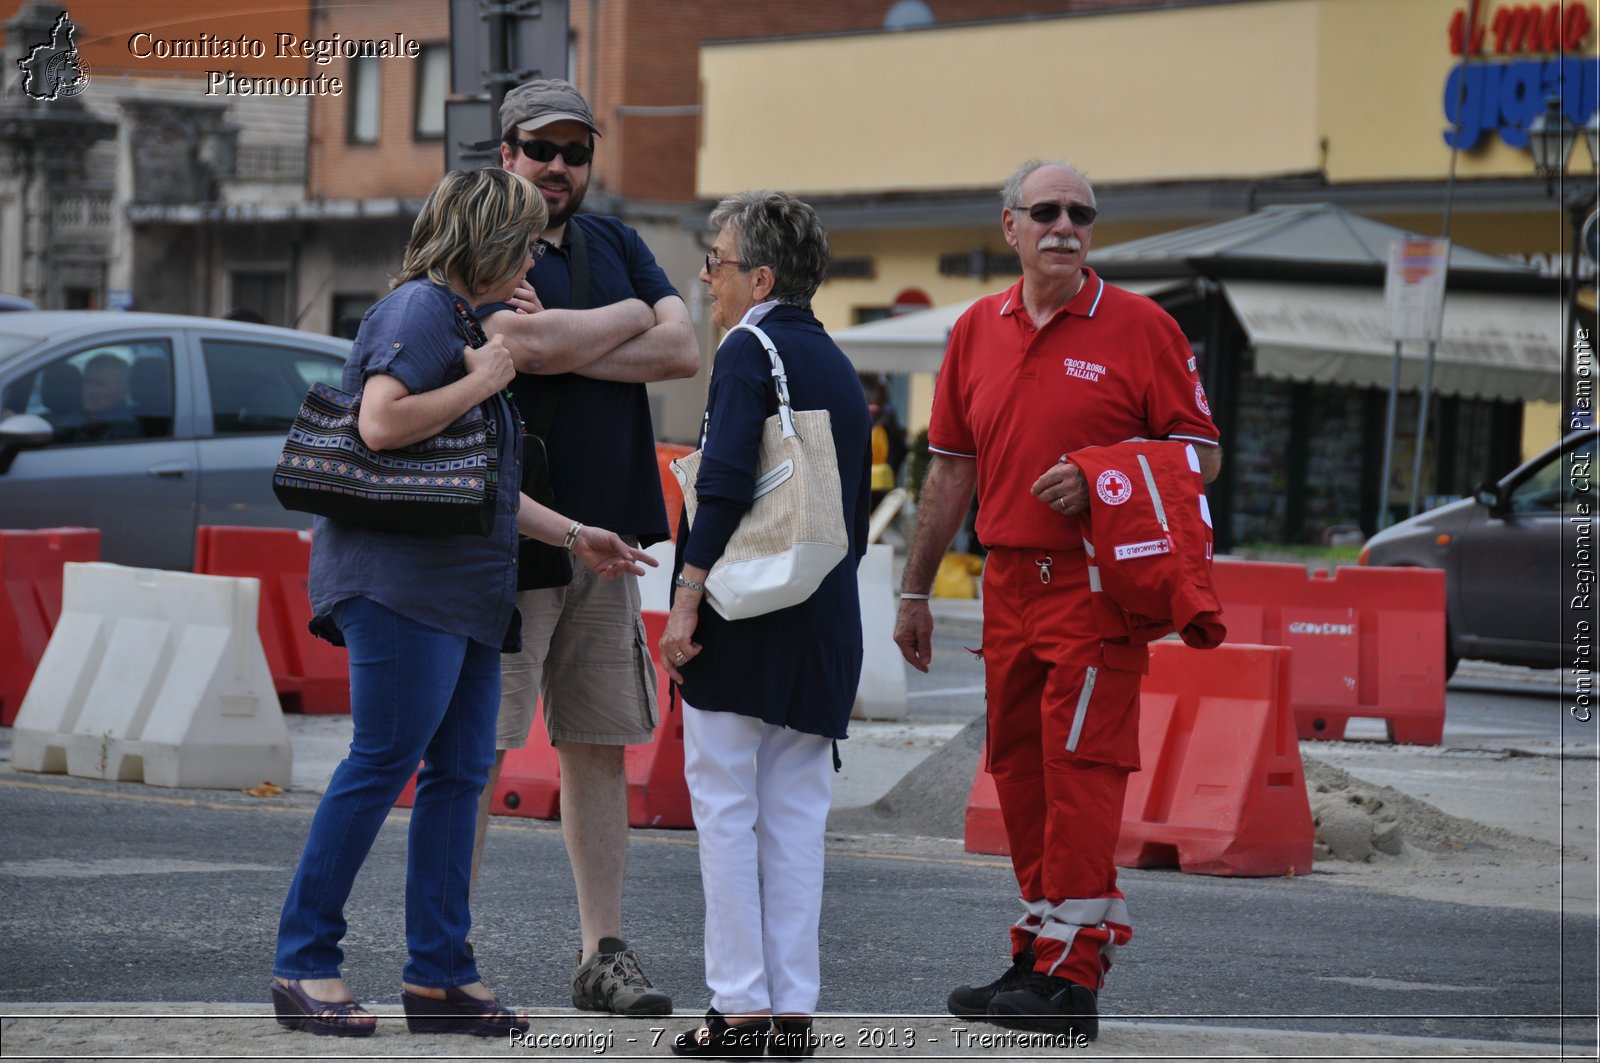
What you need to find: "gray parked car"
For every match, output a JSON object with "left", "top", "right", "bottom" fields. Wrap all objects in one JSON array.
[
  {"left": 1359, "top": 427, "right": 1597, "bottom": 676},
  {"left": 0, "top": 311, "right": 349, "bottom": 570}
]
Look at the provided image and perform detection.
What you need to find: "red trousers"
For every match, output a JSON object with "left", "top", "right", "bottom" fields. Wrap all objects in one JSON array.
[{"left": 981, "top": 548, "right": 1139, "bottom": 990}]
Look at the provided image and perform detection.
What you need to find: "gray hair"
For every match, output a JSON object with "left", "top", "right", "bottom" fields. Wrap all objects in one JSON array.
[
  {"left": 1000, "top": 159, "right": 1095, "bottom": 209},
  {"left": 706, "top": 191, "right": 830, "bottom": 308}
]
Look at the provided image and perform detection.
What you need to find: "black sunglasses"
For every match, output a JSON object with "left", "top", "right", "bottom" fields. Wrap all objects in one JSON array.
[
  {"left": 1017, "top": 201, "right": 1098, "bottom": 227},
  {"left": 509, "top": 138, "right": 594, "bottom": 167}
]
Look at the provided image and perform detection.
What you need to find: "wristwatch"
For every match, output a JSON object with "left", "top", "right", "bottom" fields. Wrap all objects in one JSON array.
[{"left": 674, "top": 573, "right": 707, "bottom": 593}]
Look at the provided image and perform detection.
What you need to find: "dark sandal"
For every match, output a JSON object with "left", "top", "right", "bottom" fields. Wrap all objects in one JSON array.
[
  {"left": 269, "top": 979, "right": 377, "bottom": 1038},
  {"left": 400, "top": 985, "right": 530, "bottom": 1037},
  {"left": 769, "top": 1018, "right": 816, "bottom": 1059},
  {"left": 671, "top": 1008, "right": 771, "bottom": 1060}
]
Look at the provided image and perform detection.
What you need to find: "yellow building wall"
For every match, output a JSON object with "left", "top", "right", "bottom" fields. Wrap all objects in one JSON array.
[
  {"left": 701, "top": 0, "right": 1597, "bottom": 196},
  {"left": 699, "top": 1, "right": 1324, "bottom": 196},
  {"left": 1317, "top": 0, "right": 1600, "bottom": 182}
]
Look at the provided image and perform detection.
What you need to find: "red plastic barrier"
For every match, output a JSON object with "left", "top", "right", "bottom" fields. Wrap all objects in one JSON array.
[
  {"left": 1116, "top": 642, "right": 1313, "bottom": 877},
  {"left": 656, "top": 443, "right": 695, "bottom": 541},
  {"left": 193, "top": 526, "right": 348, "bottom": 714},
  {"left": 1212, "top": 560, "right": 1446, "bottom": 744},
  {"left": 963, "top": 760, "right": 1007, "bottom": 857},
  {"left": 0, "top": 528, "right": 100, "bottom": 726},
  {"left": 964, "top": 643, "right": 1315, "bottom": 877},
  {"left": 400, "top": 611, "right": 692, "bottom": 829},
  {"left": 624, "top": 609, "right": 692, "bottom": 828}
]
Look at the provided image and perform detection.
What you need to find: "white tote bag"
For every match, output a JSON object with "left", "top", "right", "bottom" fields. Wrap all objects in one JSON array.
[{"left": 670, "top": 323, "right": 848, "bottom": 621}]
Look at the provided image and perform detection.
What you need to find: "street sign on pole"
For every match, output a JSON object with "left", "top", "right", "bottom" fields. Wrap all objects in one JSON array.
[
  {"left": 445, "top": 98, "right": 501, "bottom": 174},
  {"left": 1384, "top": 237, "right": 1450, "bottom": 343},
  {"left": 446, "top": 0, "right": 571, "bottom": 173}
]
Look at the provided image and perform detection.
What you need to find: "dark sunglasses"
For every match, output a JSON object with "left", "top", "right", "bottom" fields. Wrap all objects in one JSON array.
[
  {"left": 1018, "top": 201, "right": 1098, "bottom": 227},
  {"left": 509, "top": 138, "right": 594, "bottom": 167}
]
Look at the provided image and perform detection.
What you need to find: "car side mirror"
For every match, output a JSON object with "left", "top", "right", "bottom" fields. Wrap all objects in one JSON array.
[
  {"left": 1473, "top": 480, "right": 1504, "bottom": 513},
  {"left": 0, "top": 412, "right": 53, "bottom": 474}
]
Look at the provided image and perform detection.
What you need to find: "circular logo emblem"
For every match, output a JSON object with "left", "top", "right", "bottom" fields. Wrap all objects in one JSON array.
[
  {"left": 1096, "top": 469, "right": 1133, "bottom": 506},
  {"left": 1194, "top": 380, "right": 1211, "bottom": 416}
]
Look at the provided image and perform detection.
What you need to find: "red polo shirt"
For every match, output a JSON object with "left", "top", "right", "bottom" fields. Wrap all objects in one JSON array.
[{"left": 928, "top": 269, "right": 1219, "bottom": 550}]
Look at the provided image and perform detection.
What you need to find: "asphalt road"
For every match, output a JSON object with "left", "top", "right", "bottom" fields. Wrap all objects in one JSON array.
[{"left": 1, "top": 601, "right": 1595, "bottom": 1057}]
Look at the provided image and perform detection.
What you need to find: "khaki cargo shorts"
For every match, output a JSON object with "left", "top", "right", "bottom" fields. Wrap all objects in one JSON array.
[{"left": 496, "top": 558, "right": 659, "bottom": 749}]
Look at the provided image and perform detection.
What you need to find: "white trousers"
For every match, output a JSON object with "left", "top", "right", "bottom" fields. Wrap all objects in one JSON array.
[{"left": 681, "top": 702, "right": 834, "bottom": 1016}]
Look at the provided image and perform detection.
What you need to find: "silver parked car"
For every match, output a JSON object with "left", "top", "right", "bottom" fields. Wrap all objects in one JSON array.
[
  {"left": 0, "top": 311, "right": 349, "bottom": 570},
  {"left": 1359, "top": 427, "right": 1597, "bottom": 676}
]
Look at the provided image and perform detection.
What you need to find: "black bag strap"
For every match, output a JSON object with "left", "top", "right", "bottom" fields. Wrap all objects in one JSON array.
[{"left": 527, "top": 216, "right": 590, "bottom": 437}]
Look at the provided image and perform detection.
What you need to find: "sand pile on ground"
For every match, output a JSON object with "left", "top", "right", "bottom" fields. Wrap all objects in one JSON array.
[{"left": 829, "top": 720, "right": 1574, "bottom": 911}]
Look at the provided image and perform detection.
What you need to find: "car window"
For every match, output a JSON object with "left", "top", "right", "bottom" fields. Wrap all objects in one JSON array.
[
  {"left": 1508, "top": 443, "right": 1595, "bottom": 515},
  {"left": 202, "top": 339, "right": 345, "bottom": 434},
  {"left": 0, "top": 340, "right": 175, "bottom": 445}
]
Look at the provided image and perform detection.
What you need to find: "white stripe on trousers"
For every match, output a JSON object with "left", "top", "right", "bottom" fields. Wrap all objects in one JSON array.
[{"left": 681, "top": 701, "right": 835, "bottom": 1015}]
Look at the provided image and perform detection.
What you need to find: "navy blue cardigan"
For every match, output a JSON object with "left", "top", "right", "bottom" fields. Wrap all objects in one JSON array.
[{"left": 672, "top": 305, "right": 872, "bottom": 739}]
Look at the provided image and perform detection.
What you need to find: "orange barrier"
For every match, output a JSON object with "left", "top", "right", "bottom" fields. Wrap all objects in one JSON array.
[
  {"left": 1116, "top": 642, "right": 1313, "bottom": 877},
  {"left": 963, "top": 759, "right": 1008, "bottom": 857},
  {"left": 193, "top": 526, "right": 349, "bottom": 714},
  {"left": 1212, "top": 560, "right": 1446, "bottom": 745},
  {"left": 0, "top": 528, "right": 100, "bottom": 726},
  {"left": 624, "top": 609, "right": 692, "bottom": 828},
  {"left": 964, "top": 643, "right": 1314, "bottom": 877},
  {"left": 399, "top": 610, "right": 692, "bottom": 829},
  {"left": 656, "top": 442, "right": 694, "bottom": 541}
]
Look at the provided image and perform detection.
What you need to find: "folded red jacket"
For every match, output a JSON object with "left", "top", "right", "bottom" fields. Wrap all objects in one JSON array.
[{"left": 1068, "top": 439, "right": 1226, "bottom": 652}]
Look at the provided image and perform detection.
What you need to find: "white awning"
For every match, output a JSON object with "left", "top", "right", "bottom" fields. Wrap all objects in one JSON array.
[
  {"left": 828, "top": 279, "right": 1191, "bottom": 374},
  {"left": 1220, "top": 279, "right": 1562, "bottom": 403}
]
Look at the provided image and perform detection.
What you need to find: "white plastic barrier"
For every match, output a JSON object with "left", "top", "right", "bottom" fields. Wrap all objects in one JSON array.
[
  {"left": 11, "top": 563, "right": 292, "bottom": 789},
  {"left": 852, "top": 543, "right": 908, "bottom": 720}
]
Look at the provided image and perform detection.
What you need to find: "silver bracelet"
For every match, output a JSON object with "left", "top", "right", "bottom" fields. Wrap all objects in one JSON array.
[
  {"left": 562, "top": 521, "right": 583, "bottom": 550},
  {"left": 675, "top": 573, "right": 707, "bottom": 593},
  {"left": 899, "top": 592, "right": 932, "bottom": 601}
]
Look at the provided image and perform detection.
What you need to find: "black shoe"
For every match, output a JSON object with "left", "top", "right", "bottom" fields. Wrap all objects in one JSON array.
[
  {"left": 986, "top": 971, "right": 1098, "bottom": 1040},
  {"left": 670, "top": 1008, "right": 770, "bottom": 1060},
  {"left": 946, "top": 948, "right": 1035, "bottom": 1019},
  {"left": 769, "top": 1018, "right": 816, "bottom": 1059}
]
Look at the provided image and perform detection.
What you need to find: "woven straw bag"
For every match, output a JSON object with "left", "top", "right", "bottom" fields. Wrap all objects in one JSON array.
[{"left": 671, "top": 322, "right": 848, "bottom": 621}]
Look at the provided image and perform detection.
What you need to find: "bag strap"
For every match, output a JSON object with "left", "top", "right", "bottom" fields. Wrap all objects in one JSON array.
[
  {"left": 526, "top": 217, "right": 591, "bottom": 437},
  {"left": 451, "top": 297, "right": 489, "bottom": 349},
  {"left": 728, "top": 322, "right": 796, "bottom": 439},
  {"left": 567, "top": 215, "right": 590, "bottom": 312}
]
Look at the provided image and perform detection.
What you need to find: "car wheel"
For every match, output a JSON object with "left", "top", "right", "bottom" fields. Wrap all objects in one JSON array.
[{"left": 1444, "top": 620, "right": 1460, "bottom": 680}]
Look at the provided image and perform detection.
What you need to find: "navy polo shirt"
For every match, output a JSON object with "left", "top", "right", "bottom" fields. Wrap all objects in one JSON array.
[
  {"left": 500, "top": 213, "right": 680, "bottom": 546},
  {"left": 308, "top": 279, "right": 523, "bottom": 651}
]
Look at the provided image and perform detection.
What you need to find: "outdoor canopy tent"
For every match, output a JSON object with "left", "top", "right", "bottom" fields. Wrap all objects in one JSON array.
[
  {"left": 828, "top": 205, "right": 1562, "bottom": 403},
  {"left": 828, "top": 279, "right": 1189, "bottom": 374}
]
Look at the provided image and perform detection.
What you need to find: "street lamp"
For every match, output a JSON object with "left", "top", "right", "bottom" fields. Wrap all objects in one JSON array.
[{"left": 1527, "top": 96, "right": 1599, "bottom": 432}]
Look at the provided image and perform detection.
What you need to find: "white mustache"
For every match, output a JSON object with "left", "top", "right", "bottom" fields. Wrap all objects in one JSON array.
[{"left": 1038, "top": 235, "right": 1081, "bottom": 253}]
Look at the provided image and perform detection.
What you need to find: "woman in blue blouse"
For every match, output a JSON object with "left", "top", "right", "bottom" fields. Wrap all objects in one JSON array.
[
  {"left": 660, "top": 192, "right": 871, "bottom": 1060},
  {"left": 271, "top": 168, "right": 653, "bottom": 1039}
]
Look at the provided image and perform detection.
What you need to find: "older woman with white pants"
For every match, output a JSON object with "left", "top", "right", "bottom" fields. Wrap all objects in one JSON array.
[{"left": 659, "top": 191, "right": 871, "bottom": 1061}]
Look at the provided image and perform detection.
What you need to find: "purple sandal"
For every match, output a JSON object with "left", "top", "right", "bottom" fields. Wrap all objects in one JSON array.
[
  {"left": 269, "top": 980, "right": 377, "bottom": 1038},
  {"left": 400, "top": 985, "right": 530, "bottom": 1037}
]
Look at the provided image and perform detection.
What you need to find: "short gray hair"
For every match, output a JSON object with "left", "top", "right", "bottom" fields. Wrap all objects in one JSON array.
[
  {"left": 707, "top": 191, "right": 830, "bottom": 309},
  {"left": 1000, "top": 159, "right": 1095, "bottom": 209}
]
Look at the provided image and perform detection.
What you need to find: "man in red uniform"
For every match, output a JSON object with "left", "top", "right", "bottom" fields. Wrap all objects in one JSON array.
[{"left": 893, "top": 160, "right": 1221, "bottom": 1039}]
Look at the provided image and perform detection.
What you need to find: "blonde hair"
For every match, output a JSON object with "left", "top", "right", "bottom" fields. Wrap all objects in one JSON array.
[{"left": 394, "top": 168, "right": 547, "bottom": 297}]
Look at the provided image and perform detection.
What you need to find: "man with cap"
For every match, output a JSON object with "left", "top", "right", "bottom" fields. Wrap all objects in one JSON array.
[{"left": 471, "top": 77, "right": 699, "bottom": 1017}]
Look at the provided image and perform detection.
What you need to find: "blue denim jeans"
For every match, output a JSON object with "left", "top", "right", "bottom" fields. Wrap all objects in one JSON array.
[{"left": 274, "top": 596, "right": 499, "bottom": 988}]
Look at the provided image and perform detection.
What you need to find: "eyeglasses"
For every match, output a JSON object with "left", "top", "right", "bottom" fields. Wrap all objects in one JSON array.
[
  {"left": 704, "top": 253, "right": 752, "bottom": 273},
  {"left": 1016, "top": 201, "right": 1098, "bottom": 227},
  {"left": 529, "top": 239, "right": 549, "bottom": 260},
  {"left": 509, "top": 138, "right": 594, "bottom": 167}
]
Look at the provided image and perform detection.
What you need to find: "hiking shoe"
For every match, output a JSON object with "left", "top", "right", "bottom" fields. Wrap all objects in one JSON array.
[
  {"left": 571, "top": 937, "right": 673, "bottom": 1016},
  {"left": 986, "top": 971, "right": 1098, "bottom": 1040},
  {"left": 946, "top": 948, "right": 1035, "bottom": 1019}
]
